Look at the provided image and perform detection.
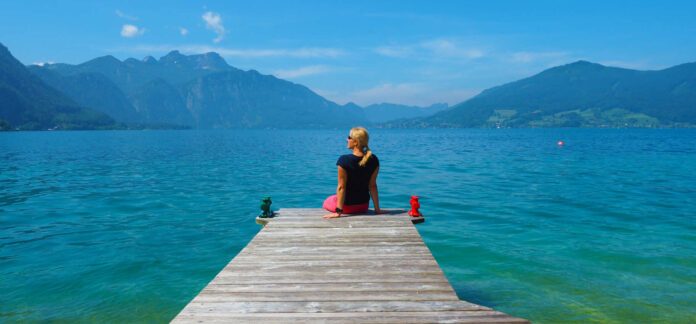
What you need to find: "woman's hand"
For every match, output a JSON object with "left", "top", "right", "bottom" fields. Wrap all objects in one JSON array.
[
  {"left": 322, "top": 213, "right": 341, "bottom": 219},
  {"left": 374, "top": 209, "right": 389, "bottom": 214}
]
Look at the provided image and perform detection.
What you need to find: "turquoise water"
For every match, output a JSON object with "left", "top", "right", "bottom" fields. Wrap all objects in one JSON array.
[{"left": 1, "top": 129, "right": 695, "bottom": 323}]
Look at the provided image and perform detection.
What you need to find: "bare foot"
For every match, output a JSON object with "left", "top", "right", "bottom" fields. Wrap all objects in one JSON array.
[{"left": 322, "top": 213, "right": 340, "bottom": 219}]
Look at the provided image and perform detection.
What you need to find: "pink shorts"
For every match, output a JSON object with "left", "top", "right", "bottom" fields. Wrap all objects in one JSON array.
[{"left": 322, "top": 195, "right": 369, "bottom": 214}]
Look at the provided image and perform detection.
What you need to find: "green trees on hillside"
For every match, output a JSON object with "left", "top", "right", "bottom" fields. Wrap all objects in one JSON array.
[{"left": 0, "top": 119, "right": 12, "bottom": 131}]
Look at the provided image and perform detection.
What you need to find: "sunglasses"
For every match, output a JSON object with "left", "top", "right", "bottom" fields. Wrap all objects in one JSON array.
[{"left": 347, "top": 135, "right": 352, "bottom": 140}]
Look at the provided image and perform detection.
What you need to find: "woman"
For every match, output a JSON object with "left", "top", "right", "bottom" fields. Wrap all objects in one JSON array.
[{"left": 323, "top": 127, "right": 387, "bottom": 218}]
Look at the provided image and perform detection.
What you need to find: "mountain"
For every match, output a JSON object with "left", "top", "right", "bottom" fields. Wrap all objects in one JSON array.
[
  {"left": 31, "top": 50, "right": 367, "bottom": 128},
  {"left": 27, "top": 66, "right": 140, "bottom": 123},
  {"left": 180, "top": 70, "right": 365, "bottom": 128},
  {"left": 0, "top": 43, "right": 116, "bottom": 130},
  {"left": 127, "top": 78, "right": 192, "bottom": 126},
  {"left": 363, "top": 102, "right": 448, "bottom": 123},
  {"left": 39, "top": 51, "right": 233, "bottom": 94},
  {"left": 391, "top": 61, "right": 696, "bottom": 128}
]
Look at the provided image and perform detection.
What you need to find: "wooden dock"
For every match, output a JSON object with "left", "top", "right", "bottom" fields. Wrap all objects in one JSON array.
[{"left": 171, "top": 208, "right": 529, "bottom": 323}]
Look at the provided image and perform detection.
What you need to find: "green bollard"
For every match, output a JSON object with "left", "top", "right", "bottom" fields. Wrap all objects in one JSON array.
[{"left": 258, "top": 196, "right": 274, "bottom": 218}]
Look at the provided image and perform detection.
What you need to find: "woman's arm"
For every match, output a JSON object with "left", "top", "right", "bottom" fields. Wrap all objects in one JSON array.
[
  {"left": 369, "top": 166, "right": 387, "bottom": 214},
  {"left": 336, "top": 166, "right": 347, "bottom": 212},
  {"left": 323, "top": 166, "right": 348, "bottom": 218}
]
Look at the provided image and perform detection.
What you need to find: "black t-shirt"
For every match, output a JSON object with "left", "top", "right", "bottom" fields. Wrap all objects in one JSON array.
[{"left": 336, "top": 153, "right": 380, "bottom": 205}]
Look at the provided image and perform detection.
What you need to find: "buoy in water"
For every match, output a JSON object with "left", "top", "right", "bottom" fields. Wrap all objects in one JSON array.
[{"left": 557, "top": 141, "right": 564, "bottom": 146}]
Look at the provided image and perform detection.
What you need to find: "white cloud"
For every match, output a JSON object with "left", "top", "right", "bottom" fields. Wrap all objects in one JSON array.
[
  {"left": 421, "top": 39, "right": 484, "bottom": 59},
  {"left": 179, "top": 27, "right": 189, "bottom": 36},
  {"left": 121, "top": 24, "right": 145, "bottom": 38},
  {"left": 374, "top": 45, "right": 412, "bottom": 58},
  {"left": 597, "top": 60, "right": 661, "bottom": 70},
  {"left": 126, "top": 44, "right": 347, "bottom": 58},
  {"left": 375, "top": 39, "right": 484, "bottom": 61},
  {"left": 511, "top": 51, "right": 568, "bottom": 63},
  {"left": 115, "top": 10, "right": 138, "bottom": 20},
  {"left": 352, "top": 83, "right": 427, "bottom": 104},
  {"left": 202, "top": 11, "right": 225, "bottom": 43},
  {"left": 321, "top": 83, "right": 480, "bottom": 106},
  {"left": 438, "top": 88, "right": 481, "bottom": 105},
  {"left": 313, "top": 88, "right": 340, "bottom": 99},
  {"left": 31, "top": 61, "right": 54, "bottom": 66},
  {"left": 212, "top": 47, "right": 345, "bottom": 58},
  {"left": 273, "top": 65, "right": 334, "bottom": 79}
]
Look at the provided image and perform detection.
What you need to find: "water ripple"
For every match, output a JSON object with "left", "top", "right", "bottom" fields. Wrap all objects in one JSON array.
[{"left": 0, "top": 129, "right": 695, "bottom": 323}]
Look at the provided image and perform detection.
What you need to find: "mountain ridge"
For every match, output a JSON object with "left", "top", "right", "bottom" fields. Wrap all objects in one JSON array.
[
  {"left": 389, "top": 60, "right": 696, "bottom": 128},
  {"left": 0, "top": 42, "right": 116, "bottom": 130},
  {"left": 29, "top": 49, "right": 369, "bottom": 128},
  {"left": 7, "top": 40, "right": 695, "bottom": 129}
]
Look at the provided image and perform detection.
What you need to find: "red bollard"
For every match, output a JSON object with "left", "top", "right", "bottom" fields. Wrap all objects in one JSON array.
[{"left": 408, "top": 195, "right": 423, "bottom": 217}]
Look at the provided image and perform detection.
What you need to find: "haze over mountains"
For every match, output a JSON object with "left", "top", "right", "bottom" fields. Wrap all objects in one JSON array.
[
  {"left": 9, "top": 42, "right": 445, "bottom": 130},
  {"left": 2, "top": 41, "right": 695, "bottom": 130},
  {"left": 363, "top": 103, "right": 449, "bottom": 123},
  {"left": 0, "top": 43, "right": 115, "bottom": 130},
  {"left": 27, "top": 49, "right": 368, "bottom": 129},
  {"left": 391, "top": 61, "right": 696, "bottom": 128}
]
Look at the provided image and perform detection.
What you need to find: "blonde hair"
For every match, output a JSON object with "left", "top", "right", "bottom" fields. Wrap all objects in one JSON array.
[{"left": 349, "top": 127, "right": 373, "bottom": 166}]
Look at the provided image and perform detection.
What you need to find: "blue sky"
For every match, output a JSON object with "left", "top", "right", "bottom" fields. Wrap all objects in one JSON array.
[{"left": 2, "top": 0, "right": 695, "bottom": 106}]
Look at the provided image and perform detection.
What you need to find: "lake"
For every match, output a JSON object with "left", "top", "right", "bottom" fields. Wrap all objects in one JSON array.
[{"left": 1, "top": 128, "right": 695, "bottom": 323}]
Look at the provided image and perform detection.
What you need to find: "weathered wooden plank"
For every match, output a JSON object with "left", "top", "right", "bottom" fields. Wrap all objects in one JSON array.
[
  {"left": 264, "top": 219, "right": 410, "bottom": 224},
  {"left": 236, "top": 245, "right": 433, "bottom": 254},
  {"left": 275, "top": 208, "right": 408, "bottom": 214},
  {"left": 273, "top": 208, "right": 408, "bottom": 216},
  {"left": 269, "top": 209, "right": 327, "bottom": 216},
  {"left": 249, "top": 234, "right": 423, "bottom": 241},
  {"left": 220, "top": 264, "right": 444, "bottom": 274},
  {"left": 234, "top": 252, "right": 434, "bottom": 259},
  {"left": 193, "top": 290, "right": 461, "bottom": 302},
  {"left": 226, "top": 259, "right": 439, "bottom": 266},
  {"left": 172, "top": 311, "right": 528, "bottom": 324},
  {"left": 230, "top": 254, "right": 438, "bottom": 262},
  {"left": 178, "top": 300, "right": 491, "bottom": 313},
  {"left": 265, "top": 216, "right": 406, "bottom": 220},
  {"left": 267, "top": 214, "right": 411, "bottom": 222},
  {"left": 241, "top": 244, "right": 431, "bottom": 252},
  {"left": 246, "top": 241, "right": 426, "bottom": 247},
  {"left": 215, "top": 269, "right": 446, "bottom": 277},
  {"left": 256, "top": 213, "right": 417, "bottom": 226},
  {"left": 228, "top": 258, "right": 437, "bottom": 265},
  {"left": 266, "top": 214, "right": 410, "bottom": 219},
  {"left": 257, "top": 216, "right": 420, "bottom": 225},
  {"left": 235, "top": 253, "right": 434, "bottom": 260},
  {"left": 202, "top": 282, "right": 456, "bottom": 293},
  {"left": 225, "top": 256, "right": 438, "bottom": 264},
  {"left": 266, "top": 216, "right": 408, "bottom": 220},
  {"left": 265, "top": 222, "right": 411, "bottom": 228},
  {"left": 252, "top": 233, "right": 422, "bottom": 240},
  {"left": 247, "top": 238, "right": 424, "bottom": 245},
  {"left": 172, "top": 208, "right": 528, "bottom": 324},
  {"left": 208, "top": 274, "right": 451, "bottom": 284},
  {"left": 252, "top": 233, "right": 422, "bottom": 239},
  {"left": 234, "top": 252, "right": 434, "bottom": 260},
  {"left": 259, "top": 226, "right": 418, "bottom": 233},
  {"left": 252, "top": 234, "right": 422, "bottom": 241},
  {"left": 263, "top": 224, "right": 412, "bottom": 229},
  {"left": 271, "top": 212, "right": 408, "bottom": 217},
  {"left": 251, "top": 236, "right": 422, "bottom": 243}
]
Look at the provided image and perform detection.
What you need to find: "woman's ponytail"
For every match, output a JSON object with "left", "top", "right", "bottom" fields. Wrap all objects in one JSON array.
[
  {"left": 359, "top": 145, "right": 372, "bottom": 166},
  {"left": 350, "top": 127, "right": 373, "bottom": 167}
]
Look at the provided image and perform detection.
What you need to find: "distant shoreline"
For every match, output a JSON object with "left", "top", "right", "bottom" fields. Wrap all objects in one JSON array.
[{"left": 3, "top": 125, "right": 696, "bottom": 132}]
